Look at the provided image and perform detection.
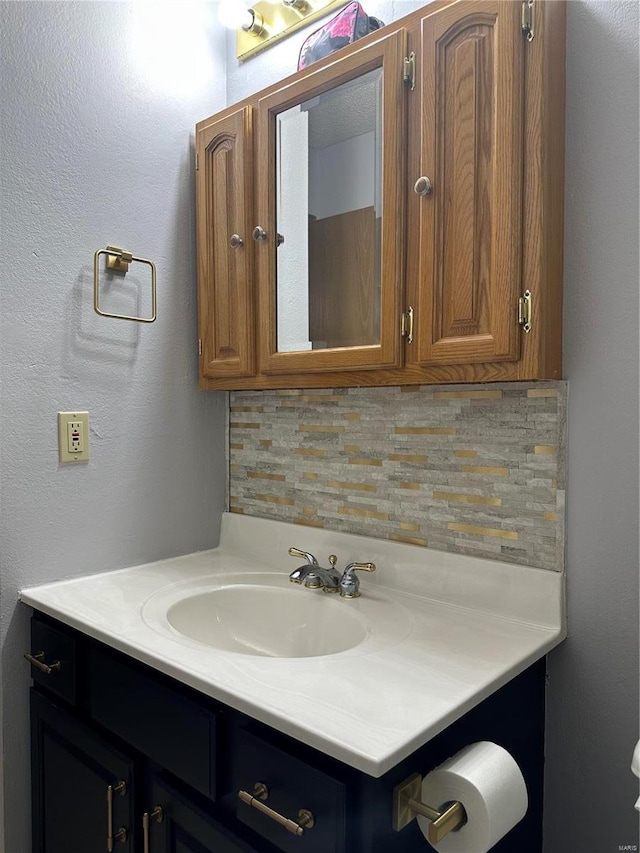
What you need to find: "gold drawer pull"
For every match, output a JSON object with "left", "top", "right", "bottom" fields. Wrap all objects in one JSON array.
[
  {"left": 238, "top": 783, "right": 315, "bottom": 836},
  {"left": 142, "top": 806, "right": 164, "bottom": 853},
  {"left": 24, "top": 651, "right": 61, "bottom": 675},
  {"left": 107, "top": 781, "right": 127, "bottom": 852}
]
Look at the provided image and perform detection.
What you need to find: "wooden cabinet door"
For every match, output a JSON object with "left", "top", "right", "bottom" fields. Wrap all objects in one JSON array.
[
  {"left": 196, "top": 106, "right": 255, "bottom": 380},
  {"left": 409, "top": 0, "right": 525, "bottom": 366},
  {"left": 255, "top": 30, "right": 406, "bottom": 376},
  {"left": 31, "top": 691, "right": 135, "bottom": 853},
  {"left": 146, "top": 777, "right": 259, "bottom": 853}
]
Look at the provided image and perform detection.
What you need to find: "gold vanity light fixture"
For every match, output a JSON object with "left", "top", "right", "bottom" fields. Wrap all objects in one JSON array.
[
  {"left": 231, "top": 0, "right": 346, "bottom": 61},
  {"left": 243, "top": 7, "right": 265, "bottom": 35}
]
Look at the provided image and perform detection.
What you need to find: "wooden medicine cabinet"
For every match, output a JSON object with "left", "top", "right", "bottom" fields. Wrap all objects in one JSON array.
[{"left": 195, "top": 0, "right": 565, "bottom": 391}]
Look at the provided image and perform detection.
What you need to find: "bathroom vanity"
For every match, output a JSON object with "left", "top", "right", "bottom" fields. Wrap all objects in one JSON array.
[{"left": 22, "top": 514, "right": 565, "bottom": 853}]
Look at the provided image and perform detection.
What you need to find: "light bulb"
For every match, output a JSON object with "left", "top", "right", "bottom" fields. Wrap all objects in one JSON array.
[{"left": 217, "top": 0, "right": 254, "bottom": 30}]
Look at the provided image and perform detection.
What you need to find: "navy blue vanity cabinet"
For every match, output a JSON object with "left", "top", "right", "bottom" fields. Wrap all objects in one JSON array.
[
  {"left": 29, "top": 616, "right": 78, "bottom": 705},
  {"left": 28, "top": 612, "right": 546, "bottom": 853},
  {"left": 31, "top": 690, "right": 136, "bottom": 853},
  {"left": 143, "top": 776, "right": 262, "bottom": 853},
  {"left": 346, "top": 657, "right": 546, "bottom": 853},
  {"left": 224, "top": 656, "right": 546, "bottom": 853},
  {"left": 87, "top": 645, "right": 220, "bottom": 802},
  {"left": 233, "top": 728, "right": 348, "bottom": 853}
]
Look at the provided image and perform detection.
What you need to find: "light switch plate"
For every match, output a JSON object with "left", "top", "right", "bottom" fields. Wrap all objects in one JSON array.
[{"left": 58, "top": 411, "right": 89, "bottom": 464}]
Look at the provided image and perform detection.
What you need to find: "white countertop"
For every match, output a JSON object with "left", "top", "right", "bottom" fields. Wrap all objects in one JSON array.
[{"left": 20, "top": 513, "right": 565, "bottom": 777}]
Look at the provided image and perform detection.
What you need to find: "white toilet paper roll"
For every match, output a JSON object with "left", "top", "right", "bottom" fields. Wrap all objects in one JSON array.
[{"left": 417, "top": 741, "right": 528, "bottom": 853}]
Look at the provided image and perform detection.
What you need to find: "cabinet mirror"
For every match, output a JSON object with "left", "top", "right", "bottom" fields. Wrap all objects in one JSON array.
[
  {"left": 275, "top": 68, "right": 382, "bottom": 353},
  {"left": 256, "top": 30, "right": 406, "bottom": 375}
]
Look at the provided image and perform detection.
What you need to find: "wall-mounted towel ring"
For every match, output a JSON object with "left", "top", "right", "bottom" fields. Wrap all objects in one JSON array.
[{"left": 93, "top": 246, "right": 157, "bottom": 323}]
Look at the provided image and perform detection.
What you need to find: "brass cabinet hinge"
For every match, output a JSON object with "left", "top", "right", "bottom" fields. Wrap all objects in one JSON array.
[
  {"left": 403, "top": 52, "right": 416, "bottom": 91},
  {"left": 401, "top": 306, "right": 414, "bottom": 344},
  {"left": 522, "top": 0, "right": 535, "bottom": 42},
  {"left": 195, "top": 152, "right": 199, "bottom": 171},
  {"left": 518, "top": 290, "right": 532, "bottom": 333},
  {"left": 198, "top": 338, "right": 203, "bottom": 356}
]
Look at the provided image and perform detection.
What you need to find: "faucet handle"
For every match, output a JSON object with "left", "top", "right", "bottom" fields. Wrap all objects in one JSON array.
[
  {"left": 288, "top": 547, "right": 319, "bottom": 566},
  {"left": 344, "top": 561, "right": 376, "bottom": 574},
  {"left": 339, "top": 561, "right": 376, "bottom": 598}
]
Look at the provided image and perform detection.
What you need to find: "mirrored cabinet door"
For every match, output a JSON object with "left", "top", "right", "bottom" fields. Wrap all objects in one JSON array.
[
  {"left": 255, "top": 30, "right": 407, "bottom": 375},
  {"left": 197, "top": 106, "right": 255, "bottom": 380}
]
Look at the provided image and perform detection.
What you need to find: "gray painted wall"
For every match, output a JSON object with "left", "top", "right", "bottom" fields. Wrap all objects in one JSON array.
[
  {"left": 224, "top": 1, "right": 640, "bottom": 850},
  {"left": 543, "top": 2, "right": 639, "bottom": 851},
  {"left": 0, "top": 3, "right": 228, "bottom": 851}
]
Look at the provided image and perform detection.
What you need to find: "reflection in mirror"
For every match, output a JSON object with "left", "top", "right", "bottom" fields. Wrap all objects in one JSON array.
[{"left": 275, "top": 68, "right": 382, "bottom": 353}]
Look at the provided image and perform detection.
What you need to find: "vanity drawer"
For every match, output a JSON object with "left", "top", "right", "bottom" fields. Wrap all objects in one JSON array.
[
  {"left": 88, "top": 647, "right": 218, "bottom": 800},
  {"left": 235, "top": 730, "right": 347, "bottom": 853},
  {"left": 28, "top": 617, "right": 77, "bottom": 705}
]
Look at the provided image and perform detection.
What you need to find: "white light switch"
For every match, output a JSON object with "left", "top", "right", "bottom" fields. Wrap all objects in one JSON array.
[{"left": 58, "top": 412, "right": 89, "bottom": 463}]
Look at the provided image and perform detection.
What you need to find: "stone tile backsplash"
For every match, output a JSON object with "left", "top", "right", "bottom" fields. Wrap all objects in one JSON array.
[{"left": 229, "top": 382, "right": 567, "bottom": 571}]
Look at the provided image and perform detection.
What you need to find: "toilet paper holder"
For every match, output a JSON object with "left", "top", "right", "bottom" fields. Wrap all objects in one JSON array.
[{"left": 393, "top": 772, "right": 467, "bottom": 843}]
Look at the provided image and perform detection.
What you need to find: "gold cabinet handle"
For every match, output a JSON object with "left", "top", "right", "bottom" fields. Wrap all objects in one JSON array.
[
  {"left": 24, "top": 651, "right": 61, "bottom": 675},
  {"left": 107, "top": 781, "right": 127, "bottom": 852},
  {"left": 238, "top": 783, "right": 315, "bottom": 837},
  {"left": 142, "top": 806, "right": 164, "bottom": 853}
]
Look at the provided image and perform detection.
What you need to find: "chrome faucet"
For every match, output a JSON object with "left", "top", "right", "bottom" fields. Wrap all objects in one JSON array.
[
  {"left": 288, "top": 548, "right": 340, "bottom": 592},
  {"left": 288, "top": 547, "right": 376, "bottom": 597}
]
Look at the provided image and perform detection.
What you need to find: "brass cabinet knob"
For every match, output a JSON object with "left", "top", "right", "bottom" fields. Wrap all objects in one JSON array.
[
  {"left": 252, "top": 226, "right": 267, "bottom": 241},
  {"left": 414, "top": 176, "right": 433, "bottom": 196},
  {"left": 230, "top": 234, "right": 244, "bottom": 248}
]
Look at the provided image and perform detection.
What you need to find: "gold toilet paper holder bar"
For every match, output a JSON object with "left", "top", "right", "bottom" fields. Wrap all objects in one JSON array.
[{"left": 393, "top": 773, "right": 467, "bottom": 843}]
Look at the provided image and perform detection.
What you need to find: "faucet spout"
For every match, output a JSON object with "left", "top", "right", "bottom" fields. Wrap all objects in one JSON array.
[{"left": 288, "top": 547, "right": 340, "bottom": 591}]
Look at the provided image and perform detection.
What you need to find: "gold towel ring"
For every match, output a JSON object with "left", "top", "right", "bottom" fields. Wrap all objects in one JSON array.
[{"left": 93, "top": 246, "right": 157, "bottom": 323}]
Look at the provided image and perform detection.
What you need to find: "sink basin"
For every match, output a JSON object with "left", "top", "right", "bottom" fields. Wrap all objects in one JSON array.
[
  {"left": 165, "top": 583, "right": 368, "bottom": 657},
  {"left": 141, "top": 571, "right": 412, "bottom": 659}
]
